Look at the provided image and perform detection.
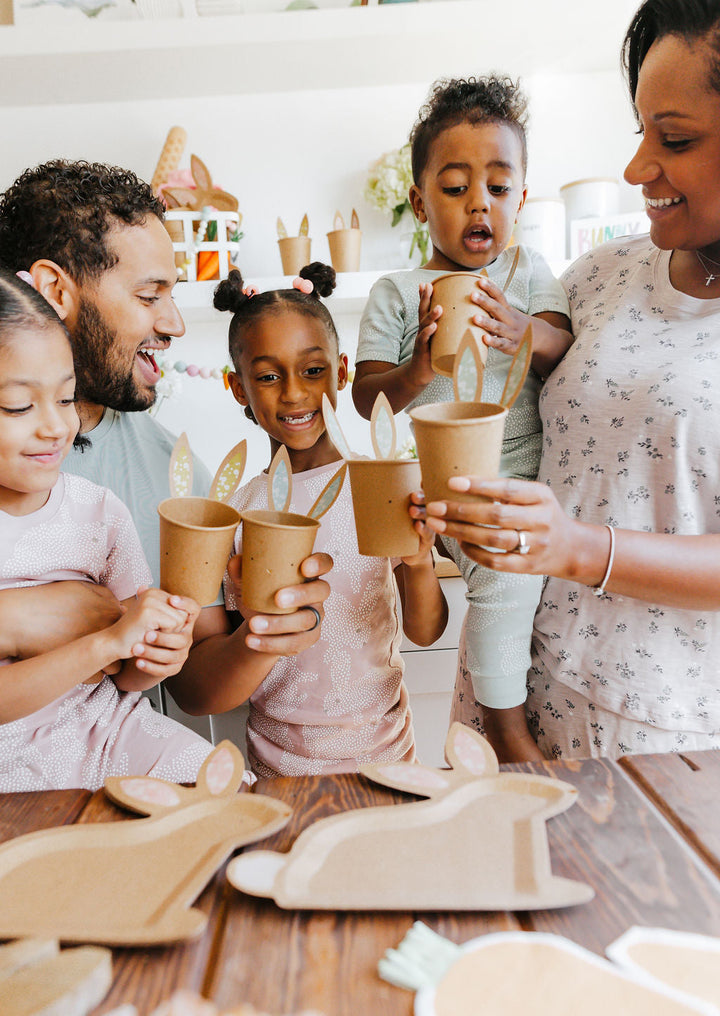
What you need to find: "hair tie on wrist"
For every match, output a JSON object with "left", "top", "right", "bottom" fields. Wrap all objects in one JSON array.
[
  {"left": 16, "top": 271, "right": 36, "bottom": 289},
  {"left": 592, "top": 524, "right": 615, "bottom": 598},
  {"left": 293, "top": 276, "right": 314, "bottom": 295}
]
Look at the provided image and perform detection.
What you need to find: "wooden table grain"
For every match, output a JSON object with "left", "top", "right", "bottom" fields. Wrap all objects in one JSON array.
[{"left": 1, "top": 752, "right": 720, "bottom": 1015}]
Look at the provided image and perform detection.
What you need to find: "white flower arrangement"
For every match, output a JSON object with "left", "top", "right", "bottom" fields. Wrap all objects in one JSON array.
[{"left": 364, "top": 144, "right": 430, "bottom": 263}]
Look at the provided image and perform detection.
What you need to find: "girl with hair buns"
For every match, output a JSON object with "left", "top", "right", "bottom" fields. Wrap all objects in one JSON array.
[
  {"left": 171, "top": 264, "right": 447, "bottom": 777},
  {"left": 422, "top": 0, "right": 720, "bottom": 760}
]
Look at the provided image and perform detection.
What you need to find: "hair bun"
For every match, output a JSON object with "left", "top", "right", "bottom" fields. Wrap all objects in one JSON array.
[
  {"left": 298, "top": 261, "right": 336, "bottom": 299},
  {"left": 213, "top": 269, "right": 247, "bottom": 314}
]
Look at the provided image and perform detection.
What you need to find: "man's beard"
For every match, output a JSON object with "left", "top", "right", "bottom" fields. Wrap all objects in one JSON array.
[{"left": 71, "top": 297, "right": 156, "bottom": 413}]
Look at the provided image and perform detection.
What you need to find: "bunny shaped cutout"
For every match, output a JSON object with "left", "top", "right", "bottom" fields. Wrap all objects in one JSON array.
[
  {"left": 0, "top": 741, "right": 291, "bottom": 946},
  {"left": 226, "top": 722, "right": 593, "bottom": 911},
  {"left": 157, "top": 433, "right": 246, "bottom": 605},
  {"left": 410, "top": 324, "right": 533, "bottom": 507},
  {"left": 322, "top": 392, "right": 422, "bottom": 558},
  {"left": 277, "top": 214, "right": 311, "bottom": 276},
  {"left": 240, "top": 444, "right": 346, "bottom": 613},
  {"left": 161, "top": 154, "right": 239, "bottom": 213}
]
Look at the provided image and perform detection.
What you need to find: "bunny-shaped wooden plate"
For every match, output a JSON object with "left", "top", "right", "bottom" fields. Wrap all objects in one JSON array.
[
  {"left": 0, "top": 742, "right": 291, "bottom": 946},
  {"left": 227, "top": 723, "right": 593, "bottom": 912}
]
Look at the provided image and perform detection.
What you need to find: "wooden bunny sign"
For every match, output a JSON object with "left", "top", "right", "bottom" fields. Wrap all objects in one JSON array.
[
  {"left": 157, "top": 433, "right": 246, "bottom": 604},
  {"left": 322, "top": 392, "right": 422, "bottom": 557},
  {"left": 227, "top": 723, "right": 594, "bottom": 911},
  {"left": 0, "top": 742, "right": 291, "bottom": 946}
]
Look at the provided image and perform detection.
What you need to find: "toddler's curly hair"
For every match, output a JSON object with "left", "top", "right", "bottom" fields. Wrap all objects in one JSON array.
[
  {"left": 0, "top": 160, "right": 166, "bottom": 282},
  {"left": 409, "top": 75, "right": 529, "bottom": 184}
]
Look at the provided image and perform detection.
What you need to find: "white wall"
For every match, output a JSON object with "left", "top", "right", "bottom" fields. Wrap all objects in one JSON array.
[{"left": 0, "top": 22, "right": 640, "bottom": 476}]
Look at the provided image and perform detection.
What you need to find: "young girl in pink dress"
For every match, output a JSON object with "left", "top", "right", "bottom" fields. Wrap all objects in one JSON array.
[
  {"left": 171, "top": 263, "right": 448, "bottom": 777},
  {"left": 0, "top": 269, "right": 213, "bottom": 791}
]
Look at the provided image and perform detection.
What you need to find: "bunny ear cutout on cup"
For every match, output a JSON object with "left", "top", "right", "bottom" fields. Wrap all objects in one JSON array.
[
  {"left": 169, "top": 430, "right": 193, "bottom": 499},
  {"left": 267, "top": 444, "right": 293, "bottom": 514},
  {"left": 321, "top": 392, "right": 355, "bottom": 460},
  {"left": 499, "top": 321, "right": 533, "bottom": 409},
  {"left": 308, "top": 462, "right": 347, "bottom": 521},
  {"left": 370, "top": 391, "right": 397, "bottom": 460},
  {"left": 452, "top": 332, "right": 486, "bottom": 405},
  {"left": 209, "top": 439, "right": 247, "bottom": 503}
]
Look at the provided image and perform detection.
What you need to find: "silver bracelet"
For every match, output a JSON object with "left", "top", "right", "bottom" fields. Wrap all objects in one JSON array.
[{"left": 592, "top": 524, "right": 615, "bottom": 597}]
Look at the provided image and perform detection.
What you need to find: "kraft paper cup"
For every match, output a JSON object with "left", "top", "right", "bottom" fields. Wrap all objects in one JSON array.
[
  {"left": 158, "top": 497, "right": 241, "bottom": 606},
  {"left": 409, "top": 401, "right": 508, "bottom": 505},
  {"left": 278, "top": 236, "right": 312, "bottom": 277},
  {"left": 327, "top": 228, "right": 361, "bottom": 273},
  {"left": 347, "top": 459, "right": 421, "bottom": 558},
  {"left": 429, "top": 272, "right": 487, "bottom": 377},
  {"left": 241, "top": 509, "right": 320, "bottom": 614}
]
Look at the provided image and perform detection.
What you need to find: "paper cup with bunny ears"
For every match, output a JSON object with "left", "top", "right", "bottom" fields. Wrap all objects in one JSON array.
[
  {"left": 157, "top": 434, "right": 245, "bottom": 606},
  {"left": 429, "top": 245, "right": 520, "bottom": 377},
  {"left": 277, "top": 214, "right": 312, "bottom": 277},
  {"left": 241, "top": 445, "right": 346, "bottom": 614},
  {"left": 410, "top": 324, "right": 532, "bottom": 506},
  {"left": 327, "top": 209, "right": 362, "bottom": 274},
  {"left": 322, "top": 392, "right": 422, "bottom": 558}
]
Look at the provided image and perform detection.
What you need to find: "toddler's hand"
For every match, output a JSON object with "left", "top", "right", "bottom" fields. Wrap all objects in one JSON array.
[
  {"left": 471, "top": 275, "right": 529, "bottom": 356},
  {"left": 408, "top": 282, "right": 441, "bottom": 389}
]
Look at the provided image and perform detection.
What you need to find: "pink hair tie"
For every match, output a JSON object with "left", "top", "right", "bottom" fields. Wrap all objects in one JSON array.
[
  {"left": 16, "top": 271, "right": 36, "bottom": 289},
  {"left": 242, "top": 283, "right": 259, "bottom": 298},
  {"left": 293, "top": 276, "right": 314, "bottom": 295}
]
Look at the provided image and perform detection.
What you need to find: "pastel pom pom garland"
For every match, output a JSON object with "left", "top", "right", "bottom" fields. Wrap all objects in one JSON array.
[{"left": 157, "top": 355, "right": 233, "bottom": 390}]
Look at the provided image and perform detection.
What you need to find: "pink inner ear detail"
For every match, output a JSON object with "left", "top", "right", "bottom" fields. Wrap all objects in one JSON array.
[
  {"left": 120, "top": 779, "right": 181, "bottom": 808},
  {"left": 206, "top": 747, "right": 235, "bottom": 795},
  {"left": 377, "top": 766, "right": 449, "bottom": 790},
  {"left": 455, "top": 730, "right": 490, "bottom": 775}
]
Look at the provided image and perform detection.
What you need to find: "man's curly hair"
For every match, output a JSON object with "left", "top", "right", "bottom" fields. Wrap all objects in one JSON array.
[
  {"left": 409, "top": 76, "right": 529, "bottom": 185},
  {"left": 0, "top": 160, "right": 166, "bottom": 282}
]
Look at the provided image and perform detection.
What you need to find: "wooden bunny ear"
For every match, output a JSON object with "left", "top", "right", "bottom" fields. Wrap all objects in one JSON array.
[
  {"left": 322, "top": 392, "right": 354, "bottom": 459},
  {"left": 452, "top": 331, "right": 486, "bottom": 404},
  {"left": 277, "top": 217, "right": 287, "bottom": 239},
  {"left": 308, "top": 462, "right": 346, "bottom": 521},
  {"left": 169, "top": 431, "right": 193, "bottom": 498},
  {"left": 502, "top": 243, "right": 521, "bottom": 292},
  {"left": 500, "top": 322, "right": 533, "bottom": 409},
  {"left": 444, "top": 723, "right": 499, "bottom": 778},
  {"left": 209, "top": 439, "right": 247, "bottom": 502},
  {"left": 196, "top": 741, "right": 246, "bottom": 797},
  {"left": 268, "top": 445, "right": 292, "bottom": 513},
  {"left": 361, "top": 761, "right": 454, "bottom": 799},
  {"left": 190, "top": 153, "right": 212, "bottom": 192},
  {"left": 333, "top": 209, "right": 345, "bottom": 231},
  {"left": 370, "top": 391, "right": 397, "bottom": 460},
  {"left": 299, "top": 213, "right": 309, "bottom": 237},
  {"left": 351, "top": 208, "right": 360, "bottom": 229},
  {"left": 104, "top": 776, "right": 196, "bottom": 816}
]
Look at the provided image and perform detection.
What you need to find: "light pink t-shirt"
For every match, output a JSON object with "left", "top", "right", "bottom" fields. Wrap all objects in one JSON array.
[{"left": 224, "top": 460, "right": 415, "bottom": 777}]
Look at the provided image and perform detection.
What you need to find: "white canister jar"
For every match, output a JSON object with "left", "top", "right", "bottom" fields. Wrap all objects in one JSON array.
[
  {"left": 559, "top": 177, "right": 620, "bottom": 256},
  {"left": 514, "top": 197, "right": 566, "bottom": 263}
]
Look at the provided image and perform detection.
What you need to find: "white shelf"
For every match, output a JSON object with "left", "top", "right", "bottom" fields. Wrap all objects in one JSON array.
[
  {"left": 173, "top": 269, "right": 385, "bottom": 322},
  {"left": 173, "top": 260, "right": 571, "bottom": 323},
  {"left": 0, "top": 0, "right": 637, "bottom": 107}
]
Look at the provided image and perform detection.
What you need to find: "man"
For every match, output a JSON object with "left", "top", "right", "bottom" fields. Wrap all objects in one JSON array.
[{"left": 0, "top": 160, "right": 329, "bottom": 715}]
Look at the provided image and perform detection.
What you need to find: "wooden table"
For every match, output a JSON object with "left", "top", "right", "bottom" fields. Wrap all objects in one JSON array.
[{"left": 2, "top": 751, "right": 720, "bottom": 1015}]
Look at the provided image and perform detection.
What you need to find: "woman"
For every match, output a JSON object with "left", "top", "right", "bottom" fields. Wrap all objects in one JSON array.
[{"left": 423, "top": 0, "right": 720, "bottom": 760}]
